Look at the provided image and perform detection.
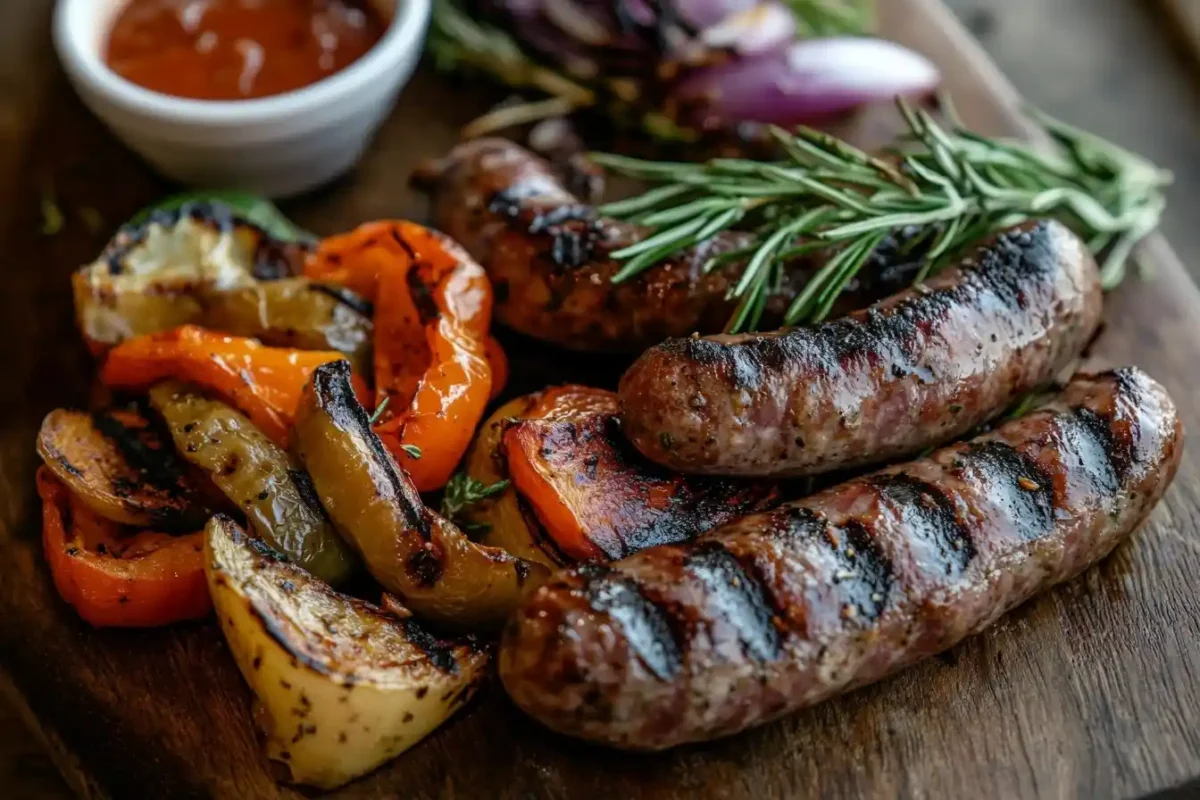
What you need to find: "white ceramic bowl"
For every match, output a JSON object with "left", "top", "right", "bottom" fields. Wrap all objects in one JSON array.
[{"left": 54, "top": 0, "right": 431, "bottom": 198}]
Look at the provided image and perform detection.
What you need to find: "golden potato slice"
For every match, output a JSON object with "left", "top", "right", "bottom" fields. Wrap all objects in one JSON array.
[{"left": 205, "top": 515, "right": 488, "bottom": 790}]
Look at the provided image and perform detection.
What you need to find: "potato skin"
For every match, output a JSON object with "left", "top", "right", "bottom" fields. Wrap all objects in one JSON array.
[{"left": 205, "top": 515, "right": 488, "bottom": 789}]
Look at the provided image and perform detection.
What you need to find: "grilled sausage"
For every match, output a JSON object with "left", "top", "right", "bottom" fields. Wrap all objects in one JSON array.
[
  {"left": 619, "top": 219, "right": 1104, "bottom": 476},
  {"left": 415, "top": 138, "right": 924, "bottom": 353},
  {"left": 500, "top": 367, "right": 1182, "bottom": 749}
]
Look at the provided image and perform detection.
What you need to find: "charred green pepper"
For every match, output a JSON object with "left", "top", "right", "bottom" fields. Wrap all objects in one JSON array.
[
  {"left": 149, "top": 381, "right": 358, "bottom": 586},
  {"left": 293, "top": 361, "right": 548, "bottom": 629},
  {"left": 200, "top": 278, "right": 372, "bottom": 375}
]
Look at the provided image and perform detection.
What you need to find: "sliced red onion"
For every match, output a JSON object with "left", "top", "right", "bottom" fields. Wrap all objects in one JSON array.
[{"left": 675, "top": 37, "right": 941, "bottom": 127}]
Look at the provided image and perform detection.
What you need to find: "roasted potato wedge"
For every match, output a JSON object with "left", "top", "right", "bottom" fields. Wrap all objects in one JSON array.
[
  {"left": 73, "top": 203, "right": 372, "bottom": 366},
  {"left": 36, "top": 407, "right": 216, "bottom": 530},
  {"left": 293, "top": 361, "right": 549, "bottom": 629},
  {"left": 150, "top": 382, "right": 358, "bottom": 586},
  {"left": 205, "top": 515, "right": 488, "bottom": 790},
  {"left": 467, "top": 385, "right": 780, "bottom": 562}
]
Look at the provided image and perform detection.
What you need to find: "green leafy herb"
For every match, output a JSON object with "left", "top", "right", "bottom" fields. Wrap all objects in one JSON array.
[
  {"left": 400, "top": 444, "right": 423, "bottom": 460},
  {"left": 593, "top": 98, "right": 1171, "bottom": 333},
  {"left": 440, "top": 472, "right": 511, "bottom": 532},
  {"left": 1003, "top": 387, "right": 1060, "bottom": 421},
  {"left": 127, "top": 190, "right": 315, "bottom": 244},
  {"left": 368, "top": 396, "right": 391, "bottom": 426}
]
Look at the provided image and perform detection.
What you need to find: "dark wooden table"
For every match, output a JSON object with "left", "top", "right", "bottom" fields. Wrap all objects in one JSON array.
[
  {"left": 944, "top": 0, "right": 1200, "bottom": 274},
  {"left": 3, "top": 2, "right": 1200, "bottom": 799}
]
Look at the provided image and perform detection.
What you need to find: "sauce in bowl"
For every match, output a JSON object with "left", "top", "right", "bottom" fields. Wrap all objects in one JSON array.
[{"left": 105, "top": 0, "right": 387, "bottom": 101}]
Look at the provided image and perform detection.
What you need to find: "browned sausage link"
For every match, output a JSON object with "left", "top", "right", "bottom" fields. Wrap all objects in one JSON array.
[
  {"left": 619, "top": 219, "right": 1104, "bottom": 476},
  {"left": 500, "top": 368, "right": 1183, "bottom": 749},
  {"left": 416, "top": 139, "right": 923, "bottom": 354}
]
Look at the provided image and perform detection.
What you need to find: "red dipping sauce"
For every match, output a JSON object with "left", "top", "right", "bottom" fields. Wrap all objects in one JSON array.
[{"left": 105, "top": 0, "right": 388, "bottom": 101}]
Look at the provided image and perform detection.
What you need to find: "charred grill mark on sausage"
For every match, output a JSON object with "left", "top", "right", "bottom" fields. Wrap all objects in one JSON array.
[
  {"left": 578, "top": 563, "right": 682, "bottom": 681},
  {"left": 487, "top": 190, "right": 601, "bottom": 270},
  {"left": 684, "top": 542, "right": 781, "bottom": 663},
  {"left": 867, "top": 473, "right": 974, "bottom": 577},
  {"left": 772, "top": 508, "right": 895, "bottom": 625},
  {"left": 954, "top": 441, "right": 1055, "bottom": 542}
]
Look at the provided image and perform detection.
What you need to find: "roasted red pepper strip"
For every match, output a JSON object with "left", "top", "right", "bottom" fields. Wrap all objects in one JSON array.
[
  {"left": 100, "top": 326, "right": 368, "bottom": 447},
  {"left": 36, "top": 467, "right": 211, "bottom": 627},
  {"left": 306, "top": 222, "right": 493, "bottom": 491}
]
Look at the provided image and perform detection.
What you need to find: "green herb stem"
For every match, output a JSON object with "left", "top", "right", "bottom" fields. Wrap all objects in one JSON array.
[
  {"left": 594, "top": 98, "right": 1171, "bottom": 333},
  {"left": 440, "top": 472, "right": 512, "bottom": 532}
]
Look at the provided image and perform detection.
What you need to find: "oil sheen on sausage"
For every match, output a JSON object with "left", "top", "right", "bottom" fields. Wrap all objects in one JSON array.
[
  {"left": 416, "top": 138, "right": 923, "bottom": 353},
  {"left": 619, "top": 219, "right": 1104, "bottom": 476},
  {"left": 500, "top": 367, "right": 1182, "bottom": 750}
]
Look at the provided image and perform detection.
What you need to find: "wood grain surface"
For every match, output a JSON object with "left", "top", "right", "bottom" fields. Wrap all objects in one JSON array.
[
  {"left": 944, "top": 0, "right": 1200, "bottom": 276},
  {"left": 1, "top": 1, "right": 1199, "bottom": 798}
]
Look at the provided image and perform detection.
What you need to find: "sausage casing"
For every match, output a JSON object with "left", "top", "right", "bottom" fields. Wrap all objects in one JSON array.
[{"left": 619, "top": 220, "right": 1104, "bottom": 476}]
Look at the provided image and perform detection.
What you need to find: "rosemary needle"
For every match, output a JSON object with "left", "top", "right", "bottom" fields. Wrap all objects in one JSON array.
[{"left": 593, "top": 98, "right": 1172, "bottom": 334}]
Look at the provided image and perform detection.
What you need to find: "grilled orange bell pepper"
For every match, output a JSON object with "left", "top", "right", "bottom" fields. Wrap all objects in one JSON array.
[
  {"left": 306, "top": 222, "right": 493, "bottom": 491},
  {"left": 100, "top": 326, "right": 367, "bottom": 446},
  {"left": 36, "top": 467, "right": 211, "bottom": 627},
  {"left": 502, "top": 386, "right": 779, "bottom": 561}
]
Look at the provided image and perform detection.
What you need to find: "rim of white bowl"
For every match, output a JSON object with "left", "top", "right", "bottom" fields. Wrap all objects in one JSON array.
[{"left": 53, "top": 0, "right": 431, "bottom": 127}]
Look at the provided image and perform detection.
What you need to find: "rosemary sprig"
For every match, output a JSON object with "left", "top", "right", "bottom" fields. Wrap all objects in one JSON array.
[
  {"left": 593, "top": 98, "right": 1172, "bottom": 332},
  {"left": 440, "top": 472, "right": 511, "bottom": 532}
]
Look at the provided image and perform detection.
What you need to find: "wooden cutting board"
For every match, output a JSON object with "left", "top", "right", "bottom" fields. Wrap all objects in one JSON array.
[{"left": 2, "top": 1, "right": 1199, "bottom": 798}]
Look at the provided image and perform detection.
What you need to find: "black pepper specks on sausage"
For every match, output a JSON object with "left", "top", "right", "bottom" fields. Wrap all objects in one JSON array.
[
  {"left": 619, "top": 220, "right": 1104, "bottom": 477},
  {"left": 500, "top": 368, "right": 1183, "bottom": 750}
]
